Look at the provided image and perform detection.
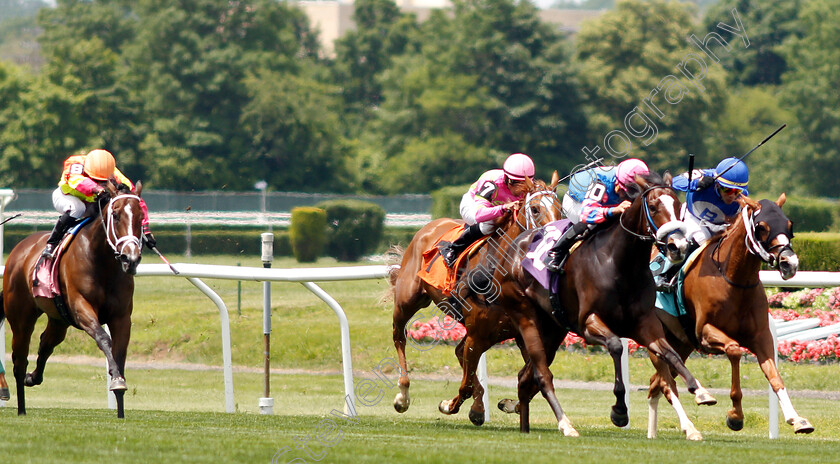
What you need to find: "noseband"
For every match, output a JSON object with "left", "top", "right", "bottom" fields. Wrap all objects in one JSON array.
[
  {"left": 518, "top": 189, "right": 560, "bottom": 229},
  {"left": 619, "top": 185, "right": 682, "bottom": 253},
  {"left": 742, "top": 205, "right": 793, "bottom": 269},
  {"left": 98, "top": 193, "right": 143, "bottom": 259}
]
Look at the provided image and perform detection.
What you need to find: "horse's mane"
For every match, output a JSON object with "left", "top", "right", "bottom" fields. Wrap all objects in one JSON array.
[{"left": 623, "top": 171, "right": 666, "bottom": 200}]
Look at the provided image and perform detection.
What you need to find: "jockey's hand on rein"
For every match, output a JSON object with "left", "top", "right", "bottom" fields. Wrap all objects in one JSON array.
[
  {"left": 143, "top": 231, "right": 157, "bottom": 249},
  {"left": 697, "top": 175, "right": 715, "bottom": 190},
  {"left": 95, "top": 189, "right": 110, "bottom": 203}
]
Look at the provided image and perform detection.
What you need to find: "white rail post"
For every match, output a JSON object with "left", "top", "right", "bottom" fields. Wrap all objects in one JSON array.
[
  {"left": 0, "top": 318, "right": 5, "bottom": 408},
  {"left": 259, "top": 233, "right": 274, "bottom": 415},
  {"left": 621, "top": 338, "right": 630, "bottom": 429},
  {"left": 0, "top": 188, "right": 15, "bottom": 266},
  {"left": 478, "top": 353, "right": 489, "bottom": 423},
  {"left": 769, "top": 315, "right": 779, "bottom": 439}
]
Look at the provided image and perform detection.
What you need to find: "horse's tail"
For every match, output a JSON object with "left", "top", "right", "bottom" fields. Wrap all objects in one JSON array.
[{"left": 379, "top": 245, "right": 404, "bottom": 305}]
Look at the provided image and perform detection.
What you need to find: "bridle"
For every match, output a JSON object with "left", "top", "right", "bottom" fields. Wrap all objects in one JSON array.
[
  {"left": 98, "top": 193, "right": 143, "bottom": 259},
  {"left": 619, "top": 185, "right": 685, "bottom": 254},
  {"left": 517, "top": 189, "right": 561, "bottom": 229}
]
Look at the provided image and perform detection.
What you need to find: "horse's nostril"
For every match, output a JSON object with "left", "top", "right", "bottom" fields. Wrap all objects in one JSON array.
[{"left": 667, "top": 243, "right": 679, "bottom": 254}]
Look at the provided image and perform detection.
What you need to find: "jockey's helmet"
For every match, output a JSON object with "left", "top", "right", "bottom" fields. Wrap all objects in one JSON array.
[
  {"left": 503, "top": 153, "right": 535, "bottom": 181},
  {"left": 615, "top": 158, "right": 649, "bottom": 192},
  {"left": 84, "top": 149, "right": 116, "bottom": 181},
  {"left": 715, "top": 157, "right": 749, "bottom": 191}
]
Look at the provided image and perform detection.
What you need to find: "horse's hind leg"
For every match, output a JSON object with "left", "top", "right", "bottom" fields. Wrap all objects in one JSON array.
[
  {"left": 647, "top": 352, "right": 702, "bottom": 440},
  {"left": 699, "top": 324, "right": 747, "bottom": 431},
  {"left": 391, "top": 279, "right": 430, "bottom": 413},
  {"left": 25, "top": 318, "right": 69, "bottom": 387}
]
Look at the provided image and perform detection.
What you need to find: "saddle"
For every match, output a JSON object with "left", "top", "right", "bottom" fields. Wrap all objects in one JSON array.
[
  {"left": 417, "top": 225, "right": 490, "bottom": 296},
  {"left": 32, "top": 217, "right": 92, "bottom": 327}
]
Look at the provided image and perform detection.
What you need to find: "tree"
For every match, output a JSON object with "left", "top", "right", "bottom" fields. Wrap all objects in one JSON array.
[
  {"left": 701, "top": 0, "right": 804, "bottom": 87},
  {"left": 779, "top": 0, "right": 840, "bottom": 196},
  {"left": 574, "top": 0, "right": 728, "bottom": 173}
]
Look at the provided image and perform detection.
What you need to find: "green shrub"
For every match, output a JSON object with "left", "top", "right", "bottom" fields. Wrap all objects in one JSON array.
[
  {"left": 792, "top": 233, "right": 840, "bottom": 271},
  {"left": 431, "top": 184, "right": 471, "bottom": 219},
  {"left": 290, "top": 207, "right": 327, "bottom": 262},
  {"left": 782, "top": 196, "right": 839, "bottom": 232},
  {"left": 315, "top": 199, "right": 385, "bottom": 261}
]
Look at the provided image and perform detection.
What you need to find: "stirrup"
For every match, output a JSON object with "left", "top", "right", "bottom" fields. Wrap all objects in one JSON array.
[
  {"left": 545, "top": 252, "right": 567, "bottom": 274},
  {"left": 655, "top": 274, "right": 677, "bottom": 293},
  {"left": 41, "top": 244, "right": 56, "bottom": 259}
]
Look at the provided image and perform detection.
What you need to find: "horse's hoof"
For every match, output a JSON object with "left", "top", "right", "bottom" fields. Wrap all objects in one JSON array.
[
  {"left": 23, "top": 373, "right": 41, "bottom": 387},
  {"left": 792, "top": 417, "right": 815, "bottom": 434},
  {"left": 438, "top": 400, "right": 454, "bottom": 415},
  {"left": 109, "top": 377, "right": 127, "bottom": 391},
  {"left": 610, "top": 406, "right": 629, "bottom": 428},
  {"left": 725, "top": 416, "right": 744, "bottom": 431},
  {"left": 685, "top": 429, "right": 703, "bottom": 441},
  {"left": 469, "top": 408, "right": 485, "bottom": 426},
  {"left": 497, "top": 399, "right": 519, "bottom": 414},
  {"left": 393, "top": 393, "right": 409, "bottom": 413},
  {"left": 694, "top": 390, "right": 717, "bottom": 406},
  {"left": 0, "top": 387, "right": 9, "bottom": 401}
]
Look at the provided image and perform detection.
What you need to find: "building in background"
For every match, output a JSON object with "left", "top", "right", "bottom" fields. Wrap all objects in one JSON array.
[{"left": 296, "top": 0, "right": 606, "bottom": 57}]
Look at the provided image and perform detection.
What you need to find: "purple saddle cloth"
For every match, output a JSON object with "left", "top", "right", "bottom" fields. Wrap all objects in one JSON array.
[{"left": 521, "top": 219, "right": 572, "bottom": 294}]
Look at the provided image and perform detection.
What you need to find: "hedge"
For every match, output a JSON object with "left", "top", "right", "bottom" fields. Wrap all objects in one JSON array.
[
  {"left": 792, "top": 233, "right": 840, "bottom": 271},
  {"left": 431, "top": 184, "right": 471, "bottom": 219},
  {"left": 290, "top": 207, "right": 327, "bottom": 262},
  {"left": 315, "top": 199, "right": 385, "bottom": 262},
  {"left": 781, "top": 196, "right": 839, "bottom": 233}
]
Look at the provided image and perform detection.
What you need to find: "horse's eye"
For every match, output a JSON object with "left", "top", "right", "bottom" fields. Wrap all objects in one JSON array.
[{"left": 531, "top": 206, "right": 540, "bottom": 215}]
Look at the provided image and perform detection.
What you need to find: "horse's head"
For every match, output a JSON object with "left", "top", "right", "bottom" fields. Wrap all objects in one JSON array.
[
  {"left": 102, "top": 180, "right": 144, "bottom": 275},
  {"left": 624, "top": 172, "right": 689, "bottom": 263},
  {"left": 743, "top": 193, "right": 797, "bottom": 280},
  {"left": 515, "top": 172, "right": 563, "bottom": 229}
]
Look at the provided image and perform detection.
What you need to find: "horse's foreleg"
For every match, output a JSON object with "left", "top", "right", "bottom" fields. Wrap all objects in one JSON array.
[
  {"left": 700, "top": 324, "right": 745, "bottom": 431},
  {"left": 26, "top": 318, "right": 69, "bottom": 387},
  {"left": 9, "top": 309, "right": 38, "bottom": 416},
  {"left": 751, "top": 335, "right": 814, "bottom": 434},
  {"left": 518, "top": 315, "right": 578, "bottom": 437},
  {"left": 108, "top": 312, "right": 132, "bottom": 419},
  {"left": 74, "top": 310, "right": 125, "bottom": 392},
  {"left": 647, "top": 352, "right": 702, "bottom": 440},
  {"left": 583, "top": 314, "right": 628, "bottom": 427},
  {"left": 644, "top": 338, "right": 715, "bottom": 406}
]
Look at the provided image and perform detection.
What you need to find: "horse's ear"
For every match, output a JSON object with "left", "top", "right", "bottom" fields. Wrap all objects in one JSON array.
[
  {"left": 524, "top": 176, "right": 535, "bottom": 191},
  {"left": 134, "top": 180, "right": 143, "bottom": 196},
  {"left": 663, "top": 171, "right": 672, "bottom": 187},
  {"left": 740, "top": 195, "right": 759, "bottom": 209},
  {"left": 633, "top": 173, "right": 649, "bottom": 190},
  {"left": 776, "top": 192, "right": 786, "bottom": 207},
  {"left": 549, "top": 170, "right": 560, "bottom": 191},
  {"left": 105, "top": 179, "right": 119, "bottom": 197}
]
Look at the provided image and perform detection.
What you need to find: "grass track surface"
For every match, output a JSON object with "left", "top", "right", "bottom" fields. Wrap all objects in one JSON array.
[{"left": 1, "top": 364, "right": 839, "bottom": 463}]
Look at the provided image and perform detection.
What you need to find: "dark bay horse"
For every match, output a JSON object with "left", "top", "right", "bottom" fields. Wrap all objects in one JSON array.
[
  {"left": 1, "top": 180, "right": 144, "bottom": 418},
  {"left": 491, "top": 172, "right": 716, "bottom": 439},
  {"left": 647, "top": 193, "right": 813, "bottom": 436},
  {"left": 390, "top": 173, "right": 563, "bottom": 424}
]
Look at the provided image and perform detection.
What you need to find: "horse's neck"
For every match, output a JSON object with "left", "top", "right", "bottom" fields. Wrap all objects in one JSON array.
[
  {"left": 80, "top": 215, "right": 114, "bottom": 263},
  {"left": 716, "top": 214, "right": 762, "bottom": 279},
  {"left": 608, "top": 200, "right": 649, "bottom": 261}
]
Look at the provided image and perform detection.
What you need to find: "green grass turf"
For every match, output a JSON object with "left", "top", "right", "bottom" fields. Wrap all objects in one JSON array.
[{"left": 0, "top": 364, "right": 838, "bottom": 463}]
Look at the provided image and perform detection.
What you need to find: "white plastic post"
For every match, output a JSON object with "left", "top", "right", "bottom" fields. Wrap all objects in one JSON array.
[
  {"left": 0, "top": 188, "right": 15, "bottom": 266},
  {"left": 0, "top": 318, "right": 5, "bottom": 408},
  {"left": 478, "top": 352, "right": 489, "bottom": 423},
  {"left": 260, "top": 232, "right": 274, "bottom": 415},
  {"left": 769, "top": 315, "right": 779, "bottom": 439},
  {"left": 621, "top": 338, "right": 630, "bottom": 429}
]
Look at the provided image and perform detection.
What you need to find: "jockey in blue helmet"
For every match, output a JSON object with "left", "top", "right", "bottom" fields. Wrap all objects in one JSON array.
[{"left": 653, "top": 157, "right": 749, "bottom": 291}]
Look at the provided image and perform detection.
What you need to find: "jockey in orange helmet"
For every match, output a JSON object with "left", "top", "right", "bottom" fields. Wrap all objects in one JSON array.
[
  {"left": 440, "top": 153, "right": 535, "bottom": 267},
  {"left": 42, "top": 149, "right": 155, "bottom": 259}
]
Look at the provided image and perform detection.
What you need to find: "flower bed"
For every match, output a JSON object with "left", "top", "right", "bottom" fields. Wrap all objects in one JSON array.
[{"left": 407, "top": 287, "right": 840, "bottom": 364}]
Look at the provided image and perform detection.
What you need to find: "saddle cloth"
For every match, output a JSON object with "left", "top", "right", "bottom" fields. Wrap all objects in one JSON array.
[
  {"left": 416, "top": 225, "right": 489, "bottom": 296},
  {"left": 32, "top": 217, "right": 91, "bottom": 298},
  {"left": 521, "top": 219, "right": 574, "bottom": 294},
  {"left": 653, "top": 241, "right": 711, "bottom": 317}
]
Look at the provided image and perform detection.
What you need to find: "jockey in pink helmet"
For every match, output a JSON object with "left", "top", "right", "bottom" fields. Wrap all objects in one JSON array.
[
  {"left": 440, "top": 153, "right": 535, "bottom": 267},
  {"left": 546, "top": 158, "right": 650, "bottom": 272}
]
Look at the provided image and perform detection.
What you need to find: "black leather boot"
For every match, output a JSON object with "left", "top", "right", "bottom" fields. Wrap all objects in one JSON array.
[
  {"left": 42, "top": 212, "right": 74, "bottom": 258},
  {"left": 441, "top": 223, "right": 485, "bottom": 268},
  {"left": 545, "top": 222, "right": 590, "bottom": 273}
]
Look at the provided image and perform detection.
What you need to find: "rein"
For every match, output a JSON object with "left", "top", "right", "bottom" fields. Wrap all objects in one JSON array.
[
  {"left": 518, "top": 189, "right": 559, "bottom": 230},
  {"left": 710, "top": 205, "right": 781, "bottom": 289},
  {"left": 98, "top": 193, "right": 143, "bottom": 258}
]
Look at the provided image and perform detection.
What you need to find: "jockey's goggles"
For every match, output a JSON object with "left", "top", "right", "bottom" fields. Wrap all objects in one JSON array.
[{"left": 717, "top": 185, "right": 742, "bottom": 196}]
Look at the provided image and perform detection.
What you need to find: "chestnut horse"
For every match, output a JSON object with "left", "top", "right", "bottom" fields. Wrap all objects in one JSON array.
[
  {"left": 1, "top": 180, "right": 144, "bottom": 418},
  {"left": 390, "top": 173, "right": 563, "bottom": 425},
  {"left": 492, "top": 172, "right": 716, "bottom": 439},
  {"left": 647, "top": 194, "right": 814, "bottom": 437}
]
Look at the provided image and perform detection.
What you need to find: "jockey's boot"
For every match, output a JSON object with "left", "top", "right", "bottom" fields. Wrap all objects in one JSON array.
[
  {"left": 545, "top": 222, "right": 589, "bottom": 273},
  {"left": 652, "top": 253, "right": 677, "bottom": 293},
  {"left": 442, "top": 223, "right": 484, "bottom": 268},
  {"left": 41, "top": 212, "right": 74, "bottom": 259}
]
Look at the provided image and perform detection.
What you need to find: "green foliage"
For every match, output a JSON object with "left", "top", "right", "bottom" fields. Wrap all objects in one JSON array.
[
  {"left": 431, "top": 184, "right": 471, "bottom": 219},
  {"left": 779, "top": 0, "right": 840, "bottom": 197},
  {"left": 793, "top": 233, "right": 840, "bottom": 271},
  {"left": 782, "top": 196, "right": 839, "bottom": 233},
  {"left": 289, "top": 207, "right": 327, "bottom": 262},
  {"left": 575, "top": 0, "right": 727, "bottom": 174},
  {"left": 315, "top": 199, "right": 385, "bottom": 261},
  {"left": 377, "top": 226, "right": 421, "bottom": 252}
]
